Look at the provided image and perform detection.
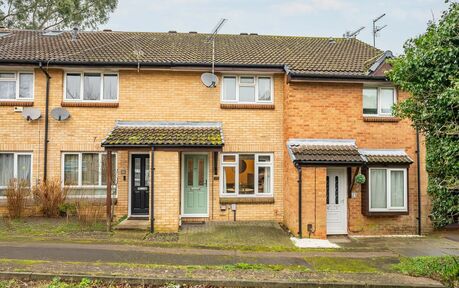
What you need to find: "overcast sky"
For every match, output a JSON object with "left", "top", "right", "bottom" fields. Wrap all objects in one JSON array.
[{"left": 102, "top": 0, "right": 450, "bottom": 55}]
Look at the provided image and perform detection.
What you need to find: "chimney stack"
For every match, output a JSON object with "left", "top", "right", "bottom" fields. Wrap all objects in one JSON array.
[{"left": 71, "top": 27, "right": 78, "bottom": 40}]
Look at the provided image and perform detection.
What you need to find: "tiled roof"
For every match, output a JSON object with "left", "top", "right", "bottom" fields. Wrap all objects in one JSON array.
[
  {"left": 102, "top": 121, "right": 224, "bottom": 147},
  {"left": 0, "top": 30, "right": 383, "bottom": 76},
  {"left": 287, "top": 139, "right": 365, "bottom": 164},
  {"left": 359, "top": 149, "right": 413, "bottom": 164}
]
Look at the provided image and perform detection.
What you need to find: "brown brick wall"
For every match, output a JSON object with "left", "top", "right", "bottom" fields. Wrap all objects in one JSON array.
[
  {"left": 283, "top": 81, "right": 431, "bottom": 235},
  {"left": 0, "top": 68, "right": 284, "bottom": 224}
]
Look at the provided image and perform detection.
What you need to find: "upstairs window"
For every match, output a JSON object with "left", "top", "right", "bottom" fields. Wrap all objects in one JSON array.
[
  {"left": 65, "top": 72, "right": 118, "bottom": 102},
  {"left": 222, "top": 75, "right": 273, "bottom": 104},
  {"left": 0, "top": 72, "right": 34, "bottom": 101},
  {"left": 363, "top": 87, "right": 396, "bottom": 116}
]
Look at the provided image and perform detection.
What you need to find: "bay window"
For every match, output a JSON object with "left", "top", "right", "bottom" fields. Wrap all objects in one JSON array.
[
  {"left": 64, "top": 72, "right": 118, "bottom": 102},
  {"left": 222, "top": 75, "right": 273, "bottom": 104},
  {"left": 221, "top": 153, "right": 273, "bottom": 196},
  {"left": 0, "top": 72, "right": 34, "bottom": 100},
  {"left": 369, "top": 168, "right": 407, "bottom": 212},
  {"left": 62, "top": 152, "right": 117, "bottom": 197},
  {"left": 363, "top": 87, "right": 396, "bottom": 116},
  {"left": 0, "top": 153, "right": 32, "bottom": 197}
]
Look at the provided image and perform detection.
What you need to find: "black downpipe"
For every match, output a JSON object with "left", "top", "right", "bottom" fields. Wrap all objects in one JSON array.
[
  {"left": 150, "top": 146, "right": 155, "bottom": 233},
  {"left": 39, "top": 63, "right": 51, "bottom": 181},
  {"left": 296, "top": 164, "right": 302, "bottom": 238},
  {"left": 416, "top": 128, "right": 422, "bottom": 235}
]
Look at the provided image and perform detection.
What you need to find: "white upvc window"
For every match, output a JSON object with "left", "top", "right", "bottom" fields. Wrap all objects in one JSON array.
[
  {"left": 0, "top": 152, "right": 33, "bottom": 197},
  {"left": 64, "top": 72, "right": 119, "bottom": 102},
  {"left": 369, "top": 168, "right": 407, "bottom": 212},
  {"left": 0, "top": 71, "right": 34, "bottom": 101},
  {"left": 363, "top": 87, "right": 396, "bottom": 116},
  {"left": 62, "top": 152, "right": 117, "bottom": 198},
  {"left": 220, "top": 153, "right": 273, "bottom": 197},
  {"left": 221, "top": 75, "right": 273, "bottom": 104}
]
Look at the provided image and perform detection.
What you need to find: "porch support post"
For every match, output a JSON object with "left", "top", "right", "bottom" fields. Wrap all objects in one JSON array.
[
  {"left": 296, "top": 163, "right": 302, "bottom": 238},
  {"left": 106, "top": 150, "right": 112, "bottom": 232},
  {"left": 150, "top": 146, "right": 155, "bottom": 233}
]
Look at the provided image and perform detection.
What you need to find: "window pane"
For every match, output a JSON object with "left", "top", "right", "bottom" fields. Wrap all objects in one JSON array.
[
  {"left": 0, "top": 81, "right": 16, "bottom": 99},
  {"left": 83, "top": 73, "right": 101, "bottom": 100},
  {"left": 187, "top": 159, "right": 193, "bottom": 186},
  {"left": 258, "top": 166, "right": 271, "bottom": 194},
  {"left": 239, "top": 86, "right": 255, "bottom": 102},
  {"left": 239, "top": 155, "right": 255, "bottom": 195},
  {"left": 0, "top": 154, "right": 14, "bottom": 187},
  {"left": 82, "top": 153, "right": 99, "bottom": 185},
  {"left": 370, "top": 169, "right": 387, "bottom": 209},
  {"left": 363, "top": 88, "right": 378, "bottom": 114},
  {"left": 257, "top": 155, "right": 271, "bottom": 162},
  {"left": 223, "top": 76, "right": 236, "bottom": 101},
  {"left": 103, "top": 74, "right": 118, "bottom": 100},
  {"left": 258, "top": 77, "right": 271, "bottom": 101},
  {"left": 380, "top": 88, "right": 395, "bottom": 114},
  {"left": 222, "top": 155, "right": 236, "bottom": 163},
  {"left": 0, "top": 73, "right": 15, "bottom": 79},
  {"left": 240, "top": 76, "right": 254, "bottom": 84},
  {"left": 64, "top": 154, "right": 79, "bottom": 185},
  {"left": 19, "top": 73, "right": 33, "bottom": 99},
  {"left": 223, "top": 166, "right": 235, "bottom": 194},
  {"left": 391, "top": 170, "right": 405, "bottom": 207},
  {"left": 101, "top": 154, "right": 116, "bottom": 185},
  {"left": 198, "top": 159, "right": 205, "bottom": 186},
  {"left": 335, "top": 176, "right": 339, "bottom": 204},
  {"left": 17, "top": 155, "right": 31, "bottom": 187},
  {"left": 326, "top": 176, "right": 330, "bottom": 204},
  {"left": 66, "top": 74, "right": 81, "bottom": 100},
  {"left": 134, "top": 158, "right": 141, "bottom": 187},
  {"left": 145, "top": 157, "right": 150, "bottom": 187}
]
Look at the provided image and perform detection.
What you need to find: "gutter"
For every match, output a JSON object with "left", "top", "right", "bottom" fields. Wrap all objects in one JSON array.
[
  {"left": 38, "top": 62, "right": 51, "bottom": 181},
  {"left": 416, "top": 127, "right": 422, "bottom": 235}
]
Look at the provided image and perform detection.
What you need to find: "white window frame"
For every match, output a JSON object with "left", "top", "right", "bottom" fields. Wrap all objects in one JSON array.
[
  {"left": 63, "top": 72, "right": 119, "bottom": 103},
  {"left": 363, "top": 87, "right": 397, "bottom": 116},
  {"left": 221, "top": 75, "right": 274, "bottom": 104},
  {"left": 0, "top": 71, "right": 35, "bottom": 101},
  {"left": 61, "top": 152, "right": 118, "bottom": 198},
  {"left": 368, "top": 167, "right": 407, "bottom": 212},
  {"left": 220, "top": 153, "right": 274, "bottom": 197},
  {"left": 0, "top": 152, "right": 33, "bottom": 199}
]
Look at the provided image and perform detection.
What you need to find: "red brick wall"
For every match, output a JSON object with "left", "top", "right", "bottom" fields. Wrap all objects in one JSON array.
[{"left": 283, "top": 81, "right": 431, "bottom": 235}]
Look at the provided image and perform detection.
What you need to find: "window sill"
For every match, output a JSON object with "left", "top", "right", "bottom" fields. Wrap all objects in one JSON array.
[
  {"left": 364, "top": 210, "right": 408, "bottom": 216},
  {"left": 0, "top": 101, "right": 34, "bottom": 106},
  {"left": 220, "top": 103, "right": 275, "bottom": 110},
  {"left": 61, "top": 102, "right": 119, "bottom": 108},
  {"left": 219, "top": 197, "right": 274, "bottom": 204},
  {"left": 363, "top": 116, "right": 400, "bottom": 122}
]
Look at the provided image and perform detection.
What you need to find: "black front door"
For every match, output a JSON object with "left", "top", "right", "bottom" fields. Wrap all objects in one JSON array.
[{"left": 131, "top": 154, "right": 149, "bottom": 215}]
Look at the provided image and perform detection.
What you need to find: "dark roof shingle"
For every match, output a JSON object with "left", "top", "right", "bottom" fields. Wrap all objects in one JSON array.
[
  {"left": 0, "top": 30, "right": 382, "bottom": 76},
  {"left": 287, "top": 139, "right": 365, "bottom": 164},
  {"left": 102, "top": 121, "right": 224, "bottom": 147}
]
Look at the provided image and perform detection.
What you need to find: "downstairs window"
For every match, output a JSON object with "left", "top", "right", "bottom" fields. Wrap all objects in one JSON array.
[
  {"left": 0, "top": 153, "right": 32, "bottom": 197},
  {"left": 369, "top": 168, "right": 407, "bottom": 212}
]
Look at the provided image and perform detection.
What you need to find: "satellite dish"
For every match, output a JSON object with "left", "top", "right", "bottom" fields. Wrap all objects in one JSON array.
[
  {"left": 22, "top": 108, "right": 41, "bottom": 121},
  {"left": 51, "top": 107, "right": 70, "bottom": 121},
  {"left": 201, "top": 73, "right": 218, "bottom": 88}
]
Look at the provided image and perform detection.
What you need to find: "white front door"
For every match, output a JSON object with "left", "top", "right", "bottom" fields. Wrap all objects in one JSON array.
[{"left": 326, "top": 168, "right": 347, "bottom": 235}]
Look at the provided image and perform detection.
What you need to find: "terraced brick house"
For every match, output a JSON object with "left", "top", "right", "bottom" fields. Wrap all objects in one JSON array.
[{"left": 0, "top": 29, "right": 431, "bottom": 238}]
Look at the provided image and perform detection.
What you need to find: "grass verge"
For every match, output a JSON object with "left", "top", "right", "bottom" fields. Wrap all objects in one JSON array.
[{"left": 392, "top": 256, "right": 459, "bottom": 287}]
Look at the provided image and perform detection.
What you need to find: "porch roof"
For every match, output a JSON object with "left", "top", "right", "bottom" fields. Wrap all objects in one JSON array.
[
  {"left": 101, "top": 121, "right": 224, "bottom": 148},
  {"left": 359, "top": 149, "right": 413, "bottom": 164},
  {"left": 287, "top": 139, "right": 365, "bottom": 165}
]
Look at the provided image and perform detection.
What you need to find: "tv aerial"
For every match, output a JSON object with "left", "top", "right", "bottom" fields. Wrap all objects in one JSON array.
[
  {"left": 22, "top": 107, "right": 41, "bottom": 121},
  {"left": 343, "top": 26, "right": 365, "bottom": 39},
  {"left": 373, "top": 14, "right": 387, "bottom": 47},
  {"left": 201, "top": 18, "right": 227, "bottom": 88},
  {"left": 51, "top": 107, "right": 70, "bottom": 121}
]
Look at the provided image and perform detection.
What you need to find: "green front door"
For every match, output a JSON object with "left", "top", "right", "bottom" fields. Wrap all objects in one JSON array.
[{"left": 183, "top": 154, "right": 208, "bottom": 215}]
